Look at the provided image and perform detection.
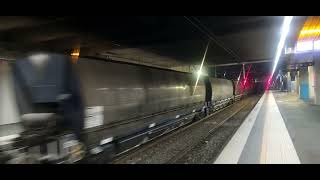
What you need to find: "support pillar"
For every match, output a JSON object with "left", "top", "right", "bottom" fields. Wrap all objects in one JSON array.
[
  {"left": 299, "top": 67, "right": 309, "bottom": 101},
  {"left": 212, "top": 66, "right": 217, "bottom": 78},
  {"left": 287, "top": 71, "right": 291, "bottom": 93},
  {"left": 314, "top": 59, "right": 320, "bottom": 105},
  {"left": 295, "top": 71, "right": 300, "bottom": 95},
  {"left": 308, "top": 66, "right": 315, "bottom": 104}
]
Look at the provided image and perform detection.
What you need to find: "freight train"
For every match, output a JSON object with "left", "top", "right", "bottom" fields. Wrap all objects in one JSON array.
[{"left": 0, "top": 53, "right": 251, "bottom": 164}]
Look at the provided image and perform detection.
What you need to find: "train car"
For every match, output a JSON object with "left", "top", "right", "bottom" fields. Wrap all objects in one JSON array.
[
  {"left": 75, "top": 57, "right": 207, "bottom": 159},
  {"left": 233, "top": 80, "right": 244, "bottom": 101},
  {"left": 210, "top": 78, "right": 234, "bottom": 110},
  {"left": 0, "top": 53, "right": 247, "bottom": 164}
]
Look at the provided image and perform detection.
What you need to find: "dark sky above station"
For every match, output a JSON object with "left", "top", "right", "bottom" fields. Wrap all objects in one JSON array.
[{"left": 0, "top": 16, "right": 306, "bottom": 80}]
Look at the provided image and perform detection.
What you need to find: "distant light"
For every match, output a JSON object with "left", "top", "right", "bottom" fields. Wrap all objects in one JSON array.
[
  {"left": 193, "top": 42, "right": 210, "bottom": 96},
  {"left": 29, "top": 54, "right": 49, "bottom": 61},
  {"left": 197, "top": 70, "right": 202, "bottom": 76},
  {"left": 314, "top": 40, "right": 320, "bottom": 50},
  {"left": 285, "top": 47, "right": 294, "bottom": 54},
  {"left": 300, "top": 29, "right": 320, "bottom": 35},
  {"left": 296, "top": 41, "right": 313, "bottom": 52},
  {"left": 271, "top": 16, "right": 293, "bottom": 78},
  {"left": 71, "top": 52, "right": 80, "bottom": 56},
  {"left": 71, "top": 49, "right": 80, "bottom": 64},
  {"left": 29, "top": 54, "right": 49, "bottom": 68}
]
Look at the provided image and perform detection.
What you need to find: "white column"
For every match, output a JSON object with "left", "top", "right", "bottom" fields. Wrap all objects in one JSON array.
[
  {"left": 296, "top": 71, "right": 300, "bottom": 95},
  {"left": 308, "top": 66, "right": 315, "bottom": 104},
  {"left": 0, "top": 61, "right": 20, "bottom": 125},
  {"left": 314, "top": 59, "right": 320, "bottom": 105},
  {"left": 287, "top": 71, "right": 291, "bottom": 92}
]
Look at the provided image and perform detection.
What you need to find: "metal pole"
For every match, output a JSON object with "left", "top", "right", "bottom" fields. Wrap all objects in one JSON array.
[{"left": 242, "top": 64, "right": 246, "bottom": 80}]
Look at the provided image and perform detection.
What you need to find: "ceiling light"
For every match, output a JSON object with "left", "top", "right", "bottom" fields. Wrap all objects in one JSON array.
[{"left": 270, "top": 16, "right": 293, "bottom": 80}]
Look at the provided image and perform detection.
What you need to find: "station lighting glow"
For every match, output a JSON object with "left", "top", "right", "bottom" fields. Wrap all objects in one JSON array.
[
  {"left": 71, "top": 52, "right": 80, "bottom": 56},
  {"left": 29, "top": 54, "right": 49, "bottom": 62},
  {"left": 296, "top": 41, "right": 313, "bottom": 52},
  {"left": 29, "top": 54, "right": 49, "bottom": 68},
  {"left": 197, "top": 70, "right": 203, "bottom": 76},
  {"left": 290, "top": 17, "right": 320, "bottom": 54},
  {"left": 193, "top": 42, "right": 209, "bottom": 96},
  {"left": 314, "top": 40, "right": 320, "bottom": 50},
  {"left": 285, "top": 40, "right": 320, "bottom": 54},
  {"left": 71, "top": 49, "right": 80, "bottom": 64},
  {"left": 300, "top": 29, "right": 320, "bottom": 35},
  {"left": 269, "top": 16, "right": 293, "bottom": 82},
  {"left": 285, "top": 47, "right": 294, "bottom": 54}
]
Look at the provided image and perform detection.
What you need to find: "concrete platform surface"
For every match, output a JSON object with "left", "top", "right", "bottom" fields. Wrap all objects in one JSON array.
[
  {"left": 274, "top": 91, "right": 320, "bottom": 164},
  {"left": 215, "top": 91, "right": 302, "bottom": 164}
]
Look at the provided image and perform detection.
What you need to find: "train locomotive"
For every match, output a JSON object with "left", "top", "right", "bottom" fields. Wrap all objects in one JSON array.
[{"left": 0, "top": 53, "right": 250, "bottom": 164}]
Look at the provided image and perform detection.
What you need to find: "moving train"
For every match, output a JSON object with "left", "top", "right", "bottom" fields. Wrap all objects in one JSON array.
[{"left": 0, "top": 53, "right": 250, "bottom": 164}]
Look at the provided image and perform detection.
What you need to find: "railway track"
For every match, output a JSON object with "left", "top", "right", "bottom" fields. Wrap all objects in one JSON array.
[
  {"left": 170, "top": 96, "right": 260, "bottom": 164},
  {"left": 111, "top": 102, "right": 232, "bottom": 163},
  {"left": 112, "top": 96, "right": 260, "bottom": 164}
]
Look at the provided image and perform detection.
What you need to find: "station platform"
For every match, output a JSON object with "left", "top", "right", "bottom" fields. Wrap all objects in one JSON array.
[{"left": 214, "top": 91, "right": 320, "bottom": 164}]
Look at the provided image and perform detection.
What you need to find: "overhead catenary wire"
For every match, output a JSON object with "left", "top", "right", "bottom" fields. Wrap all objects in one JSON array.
[
  {"left": 190, "top": 16, "right": 241, "bottom": 60},
  {"left": 183, "top": 16, "right": 240, "bottom": 60}
]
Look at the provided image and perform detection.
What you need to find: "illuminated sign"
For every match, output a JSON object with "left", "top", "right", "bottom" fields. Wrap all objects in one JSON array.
[
  {"left": 314, "top": 40, "right": 320, "bottom": 50},
  {"left": 285, "top": 40, "right": 320, "bottom": 54},
  {"left": 296, "top": 41, "right": 313, "bottom": 52}
]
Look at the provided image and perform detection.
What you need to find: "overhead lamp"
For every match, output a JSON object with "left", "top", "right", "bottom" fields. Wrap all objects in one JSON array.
[{"left": 270, "top": 16, "right": 293, "bottom": 82}]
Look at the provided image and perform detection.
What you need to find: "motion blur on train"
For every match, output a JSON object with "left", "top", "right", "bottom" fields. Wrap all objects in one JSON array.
[{"left": 0, "top": 53, "right": 259, "bottom": 164}]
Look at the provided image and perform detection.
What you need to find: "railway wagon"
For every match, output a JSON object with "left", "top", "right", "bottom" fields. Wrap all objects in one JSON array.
[
  {"left": 0, "top": 53, "right": 246, "bottom": 163},
  {"left": 75, "top": 57, "right": 207, "bottom": 153}
]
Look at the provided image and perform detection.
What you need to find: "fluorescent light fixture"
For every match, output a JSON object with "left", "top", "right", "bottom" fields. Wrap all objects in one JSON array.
[
  {"left": 296, "top": 41, "right": 313, "bottom": 52},
  {"left": 314, "top": 40, "right": 320, "bottom": 50},
  {"left": 270, "top": 16, "right": 293, "bottom": 80}
]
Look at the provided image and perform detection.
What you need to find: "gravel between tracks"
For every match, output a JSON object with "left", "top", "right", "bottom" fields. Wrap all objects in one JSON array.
[
  {"left": 113, "top": 96, "right": 260, "bottom": 164},
  {"left": 174, "top": 96, "right": 260, "bottom": 164}
]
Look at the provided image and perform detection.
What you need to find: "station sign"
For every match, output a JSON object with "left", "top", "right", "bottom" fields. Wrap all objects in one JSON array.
[{"left": 288, "top": 62, "right": 314, "bottom": 70}]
